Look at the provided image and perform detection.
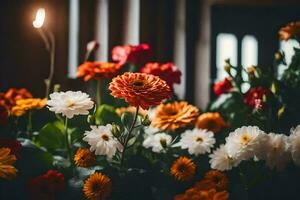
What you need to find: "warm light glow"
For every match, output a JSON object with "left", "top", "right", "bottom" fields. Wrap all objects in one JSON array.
[{"left": 33, "top": 8, "right": 45, "bottom": 28}]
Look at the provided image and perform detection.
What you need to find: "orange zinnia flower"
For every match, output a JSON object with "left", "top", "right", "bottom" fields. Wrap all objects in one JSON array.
[
  {"left": 0, "top": 147, "right": 17, "bottom": 180},
  {"left": 11, "top": 98, "right": 47, "bottom": 117},
  {"left": 74, "top": 148, "right": 96, "bottom": 168},
  {"left": 170, "top": 156, "right": 196, "bottom": 181},
  {"left": 279, "top": 21, "right": 300, "bottom": 41},
  {"left": 204, "top": 170, "right": 228, "bottom": 191},
  {"left": 196, "top": 112, "right": 228, "bottom": 134},
  {"left": 152, "top": 101, "right": 199, "bottom": 132},
  {"left": 83, "top": 172, "right": 112, "bottom": 200},
  {"left": 77, "top": 62, "right": 122, "bottom": 81},
  {"left": 109, "top": 72, "right": 171, "bottom": 110}
]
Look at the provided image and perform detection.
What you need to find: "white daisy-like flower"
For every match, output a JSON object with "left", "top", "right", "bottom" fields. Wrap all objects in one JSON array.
[
  {"left": 209, "top": 145, "right": 241, "bottom": 171},
  {"left": 225, "top": 126, "right": 265, "bottom": 160},
  {"left": 143, "top": 126, "right": 161, "bottom": 137},
  {"left": 83, "top": 124, "right": 123, "bottom": 158},
  {"left": 47, "top": 91, "right": 94, "bottom": 119},
  {"left": 263, "top": 133, "right": 290, "bottom": 171},
  {"left": 289, "top": 125, "right": 300, "bottom": 166},
  {"left": 173, "top": 128, "right": 215, "bottom": 156},
  {"left": 143, "top": 133, "right": 172, "bottom": 153}
]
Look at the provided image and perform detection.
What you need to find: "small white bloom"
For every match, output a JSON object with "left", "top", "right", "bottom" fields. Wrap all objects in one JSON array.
[
  {"left": 225, "top": 126, "right": 265, "bottom": 160},
  {"left": 143, "top": 133, "right": 172, "bottom": 153},
  {"left": 47, "top": 91, "right": 94, "bottom": 119},
  {"left": 174, "top": 128, "right": 215, "bottom": 156},
  {"left": 209, "top": 145, "right": 241, "bottom": 171},
  {"left": 289, "top": 125, "right": 300, "bottom": 166},
  {"left": 83, "top": 124, "right": 123, "bottom": 158},
  {"left": 263, "top": 133, "right": 290, "bottom": 171},
  {"left": 144, "top": 126, "right": 161, "bottom": 137}
]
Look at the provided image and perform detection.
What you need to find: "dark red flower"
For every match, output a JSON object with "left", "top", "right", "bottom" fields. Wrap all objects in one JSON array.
[
  {"left": 112, "top": 43, "right": 152, "bottom": 66},
  {"left": 0, "top": 105, "right": 9, "bottom": 126},
  {"left": 140, "top": 62, "right": 181, "bottom": 91},
  {"left": 0, "top": 138, "right": 21, "bottom": 158},
  {"left": 244, "top": 86, "right": 271, "bottom": 108},
  {"left": 27, "top": 170, "right": 65, "bottom": 200},
  {"left": 213, "top": 78, "right": 233, "bottom": 96}
]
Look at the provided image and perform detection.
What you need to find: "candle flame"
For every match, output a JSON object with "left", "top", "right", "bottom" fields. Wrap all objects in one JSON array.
[{"left": 33, "top": 8, "right": 45, "bottom": 28}]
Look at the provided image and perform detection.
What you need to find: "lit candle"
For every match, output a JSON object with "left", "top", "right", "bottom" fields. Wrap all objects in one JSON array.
[{"left": 33, "top": 8, "right": 45, "bottom": 28}]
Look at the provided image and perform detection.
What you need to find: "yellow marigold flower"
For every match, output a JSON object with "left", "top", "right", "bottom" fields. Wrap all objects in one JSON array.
[
  {"left": 204, "top": 170, "right": 228, "bottom": 191},
  {"left": 11, "top": 98, "right": 47, "bottom": 117},
  {"left": 74, "top": 148, "right": 96, "bottom": 168},
  {"left": 196, "top": 112, "right": 228, "bottom": 134},
  {"left": 279, "top": 21, "right": 300, "bottom": 41},
  {"left": 0, "top": 147, "right": 17, "bottom": 180},
  {"left": 115, "top": 106, "right": 147, "bottom": 116},
  {"left": 152, "top": 101, "right": 199, "bottom": 132},
  {"left": 83, "top": 172, "right": 112, "bottom": 200},
  {"left": 171, "top": 156, "right": 196, "bottom": 181}
]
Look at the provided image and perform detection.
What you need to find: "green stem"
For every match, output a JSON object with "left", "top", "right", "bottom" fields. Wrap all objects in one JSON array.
[
  {"left": 64, "top": 117, "right": 73, "bottom": 166},
  {"left": 96, "top": 80, "right": 102, "bottom": 106},
  {"left": 239, "top": 166, "right": 249, "bottom": 191},
  {"left": 27, "top": 111, "right": 33, "bottom": 138},
  {"left": 120, "top": 106, "right": 139, "bottom": 168}
]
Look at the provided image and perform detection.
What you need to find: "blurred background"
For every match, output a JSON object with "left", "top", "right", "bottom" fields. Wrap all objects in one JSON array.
[{"left": 1, "top": 0, "right": 300, "bottom": 109}]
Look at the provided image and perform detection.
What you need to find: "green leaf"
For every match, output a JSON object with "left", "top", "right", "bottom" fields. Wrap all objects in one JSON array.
[
  {"left": 121, "top": 112, "right": 134, "bottom": 130},
  {"left": 37, "top": 122, "right": 65, "bottom": 150},
  {"left": 95, "top": 104, "right": 121, "bottom": 125}
]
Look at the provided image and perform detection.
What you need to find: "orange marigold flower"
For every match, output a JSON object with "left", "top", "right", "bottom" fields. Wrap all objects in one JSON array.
[
  {"left": 115, "top": 106, "right": 148, "bottom": 116},
  {"left": 196, "top": 112, "right": 228, "bottom": 134},
  {"left": 77, "top": 62, "right": 122, "bottom": 81},
  {"left": 0, "top": 147, "right": 17, "bottom": 180},
  {"left": 83, "top": 172, "right": 112, "bottom": 200},
  {"left": 204, "top": 170, "right": 228, "bottom": 191},
  {"left": 171, "top": 156, "right": 196, "bottom": 181},
  {"left": 140, "top": 62, "right": 181, "bottom": 91},
  {"left": 11, "top": 98, "right": 47, "bottom": 117},
  {"left": 279, "top": 21, "right": 300, "bottom": 41},
  {"left": 109, "top": 72, "right": 172, "bottom": 110},
  {"left": 194, "top": 179, "right": 217, "bottom": 191},
  {"left": 0, "top": 88, "right": 32, "bottom": 110},
  {"left": 152, "top": 101, "right": 199, "bottom": 132},
  {"left": 74, "top": 148, "right": 96, "bottom": 168}
]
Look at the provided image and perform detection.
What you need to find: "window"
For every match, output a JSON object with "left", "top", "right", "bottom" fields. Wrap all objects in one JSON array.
[
  {"left": 216, "top": 33, "right": 238, "bottom": 80},
  {"left": 278, "top": 39, "right": 300, "bottom": 78}
]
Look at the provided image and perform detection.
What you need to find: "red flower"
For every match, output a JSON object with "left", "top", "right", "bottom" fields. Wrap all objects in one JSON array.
[
  {"left": 213, "top": 78, "right": 233, "bottom": 96},
  {"left": 27, "top": 170, "right": 65, "bottom": 200},
  {"left": 140, "top": 62, "right": 181, "bottom": 91},
  {"left": 112, "top": 43, "right": 152, "bottom": 66},
  {"left": 244, "top": 86, "right": 271, "bottom": 108},
  {"left": 0, "top": 105, "right": 9, "bottom": 126},
  {"left": 0, "top": 138, "right": 21, "bottom": 158}
]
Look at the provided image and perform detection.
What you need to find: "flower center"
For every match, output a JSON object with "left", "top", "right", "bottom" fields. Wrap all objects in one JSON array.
[
  {"left": 132, "top": 80, "right": 145, "bottom": 88},
  {"left": 101, "top": 134, "right": 110, "bottom": 141},
  {"left": 196, "top": 137, "right": 203, "bottom": 143},
  {"left": 92, "top": 183, "right": 102, "bottom": 193},
  {"left": 65, "top": 99, "right": 75, "bottom": 108},
  {"left": 177, "top": 164, "right": 186, "bottom": 173},
  {"left": 160, "top": 138, "right": 167, "bottom": 148},
  {"left": 240, "top": 133, "right": 251, "bottom": 145}
]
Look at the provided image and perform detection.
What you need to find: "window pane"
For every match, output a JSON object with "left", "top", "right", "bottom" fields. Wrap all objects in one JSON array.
[
  {"left": 241, "top": 35, "right": 258, "bottom": 92},
  {"left": 216, "top": 33, "right": 238, "bottom": 80},
  {"left": 278, "top": 39, "right": 300, "bottom": 78}
]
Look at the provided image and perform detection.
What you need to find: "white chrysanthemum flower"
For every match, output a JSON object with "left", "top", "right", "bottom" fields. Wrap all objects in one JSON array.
[
  {"left": 47, "top": 91, "right": 94, "bottom": 119},
  {"left": 289, "top": 125, "right": 300, "bottom": 166},
  {"left": 225, "top": 126, "right": 265, "bottom": 160},
  {"left": 144, "top": 126, "right": 161, "bottom": 137},
  {"left": 263, "top": 133, "right": 290, "bottom": 171},
  {"left": 83, "top": 124, "right": 123, "bottom": 158},
  {"left": 143, "top": 133, "right": 172, "bottom": 153},
  {"left": 173, "top": 128, "right": 215, "bottom": 156},
  {"left": 209, "top": 145, "right": 241, "bottom": 171}
]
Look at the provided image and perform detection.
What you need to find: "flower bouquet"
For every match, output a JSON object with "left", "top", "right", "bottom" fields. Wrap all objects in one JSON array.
[{"left": 1, "top": 21, "right": 300, "bottom": 200}]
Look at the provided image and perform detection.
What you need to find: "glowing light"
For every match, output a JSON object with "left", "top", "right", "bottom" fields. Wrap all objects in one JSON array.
[{"left": 33, "top": 8, "right": 45, "bottom": 28}]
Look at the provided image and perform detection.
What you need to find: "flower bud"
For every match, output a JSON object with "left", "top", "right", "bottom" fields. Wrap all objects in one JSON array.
[
  {"left": 87, "top": 115, "right": 95, "bottom": 125},
  {"left": 87, "top": 40, "right": 99, "bottom": 52},
  {"left": 141, "top": 115, "right": 151, "bottom": 126},
  {"left": 112, "top": 123, "right": 121, "bottom": 138},
  {"left": 247, "top": 66, "right": 256, "bottom": 78},
  {"left": 53, "top": 84, "right": 61, "bottom": 93}
]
